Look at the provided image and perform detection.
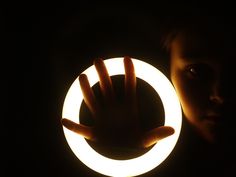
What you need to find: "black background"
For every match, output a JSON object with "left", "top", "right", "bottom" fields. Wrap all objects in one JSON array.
[{"left": 4, "top": 2, "right": 234, "bottom": 177}]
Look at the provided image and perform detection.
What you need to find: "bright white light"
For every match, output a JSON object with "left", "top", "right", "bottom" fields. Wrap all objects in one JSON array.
[{"left": 62, "top": 57, "right": 182, "bottom": 177}]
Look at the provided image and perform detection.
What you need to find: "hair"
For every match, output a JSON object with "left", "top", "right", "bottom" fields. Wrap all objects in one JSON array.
[{"left": 159, "top": 14, "right": 235, "bottom": 53}]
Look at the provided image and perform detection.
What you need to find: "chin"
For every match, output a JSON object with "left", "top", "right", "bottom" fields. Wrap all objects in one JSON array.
[
  {"left": 203, "top": 133, "right": 217, "bottom": 144},
  {"left": 197, "top": 121, "right": 220, "bottom": 144}
]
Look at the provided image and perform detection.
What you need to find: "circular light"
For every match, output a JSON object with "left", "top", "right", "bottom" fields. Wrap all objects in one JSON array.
[{"left": 62, "top": 57, "right": 182, "bottom": 177}]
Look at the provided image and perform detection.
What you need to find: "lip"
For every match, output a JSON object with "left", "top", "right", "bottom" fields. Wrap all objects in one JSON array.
[{"left": 204, "top": 113, "right": 222, "bottom": 124}]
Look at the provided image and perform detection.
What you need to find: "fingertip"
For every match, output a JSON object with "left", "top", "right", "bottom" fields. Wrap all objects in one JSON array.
[
  {"left": 78, "top": 73, "right": 87, "bottom": 83},
  {"left": 161, "top": 126, "right": 175, "bottom": 136},
  {"left": 123, "top": 56, "right": 132, "bottom": 65},
  {"left": 124, "top": 55, "right": 131, "bottom": 60},
  {"left": 61, "top": 118, "right": 71, "bottom": 128},
  {"left": 124, "top": 56, "right": 135, "bottom": 73},
  {"left": 167, "top": 126, "right": 175, "bottom": 135},
  {"left": 61, "top": 118, "right": 66, "bottom": 124},
  {"left": 93, "top": 58, "right": 104, "bottom": 67}
]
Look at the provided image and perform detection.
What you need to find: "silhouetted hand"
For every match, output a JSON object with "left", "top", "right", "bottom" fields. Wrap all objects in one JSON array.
[{"left": 61, "top": 56, "right": 174, "bottom": 148}]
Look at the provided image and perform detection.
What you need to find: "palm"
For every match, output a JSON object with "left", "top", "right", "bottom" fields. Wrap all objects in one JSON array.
[
  {"left": 92, "top": 99, "right": 140, "bottom": 147},
  {"left": 62, "top": 57, "right": 174, "bottom": 148}
]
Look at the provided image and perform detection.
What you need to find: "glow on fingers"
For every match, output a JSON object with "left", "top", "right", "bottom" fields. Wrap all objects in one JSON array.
[{"left": 62, "top": 57, "right": 182, "bottom": 177}]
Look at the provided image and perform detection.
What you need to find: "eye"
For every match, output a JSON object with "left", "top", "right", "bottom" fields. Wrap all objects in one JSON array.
[{"left": 186, "top": 64, "right": 213, "bottom": 80}]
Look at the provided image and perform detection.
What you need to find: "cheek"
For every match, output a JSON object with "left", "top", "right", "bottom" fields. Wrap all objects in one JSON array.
[{"left": 171, "top": 71, "right": 208, "bottom": 123}]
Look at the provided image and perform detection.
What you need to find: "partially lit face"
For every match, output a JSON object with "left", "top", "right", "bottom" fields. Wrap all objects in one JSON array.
[{"left": 169, "top": 30, "right": 234, "bottom": 143}]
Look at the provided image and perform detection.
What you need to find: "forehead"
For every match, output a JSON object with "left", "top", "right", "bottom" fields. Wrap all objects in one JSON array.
[
  {"left": 172, "top": 28, "right": 235, "bottom": 63},
  {"left": 167, "top": 16, "right": 236, "bottom": 58}
]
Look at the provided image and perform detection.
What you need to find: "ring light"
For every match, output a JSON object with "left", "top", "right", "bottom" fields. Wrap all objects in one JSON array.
[{"left": 62, "top": 57, "right": 182, "bottom": 177}]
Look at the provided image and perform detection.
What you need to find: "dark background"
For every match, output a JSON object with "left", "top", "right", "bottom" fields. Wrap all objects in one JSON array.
[{"left": 4, "top": 2, "right": 234, "bottom": 177}]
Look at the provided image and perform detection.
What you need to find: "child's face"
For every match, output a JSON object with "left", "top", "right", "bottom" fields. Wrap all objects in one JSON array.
[{"left": 169, "top": 31, "right": 234, "bottom": 143}]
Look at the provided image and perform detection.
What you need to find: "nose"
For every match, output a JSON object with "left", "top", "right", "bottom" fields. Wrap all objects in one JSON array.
[{"left": 209, "top": 80, "right": 225, "bottom": 105}]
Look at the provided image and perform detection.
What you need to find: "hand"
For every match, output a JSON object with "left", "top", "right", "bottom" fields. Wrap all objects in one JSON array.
[{"left": 61, "top": 56, "right": 174, "bottom": 148}]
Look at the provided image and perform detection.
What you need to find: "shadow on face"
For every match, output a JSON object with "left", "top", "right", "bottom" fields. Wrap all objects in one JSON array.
[{"left": 168, "top": 19, "right": 236, "bottom": 143}]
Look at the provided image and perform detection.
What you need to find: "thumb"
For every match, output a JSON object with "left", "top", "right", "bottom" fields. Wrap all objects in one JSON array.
[{"left": 142, "top": 126, "right": 175, "bottom": 148}]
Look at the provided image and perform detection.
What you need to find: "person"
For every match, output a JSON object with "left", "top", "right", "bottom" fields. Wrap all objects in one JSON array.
[
  {"left": 161, "top": 15, "right": 235, "bottom": 144},
  {"left": 158, "top": 15, "right": 236, "bottom": 177},
  {"left": 61, "top": 15, "right": 236, "bottom": 176}
]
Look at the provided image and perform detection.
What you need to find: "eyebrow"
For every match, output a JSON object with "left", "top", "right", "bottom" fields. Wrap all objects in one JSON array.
[{"left": 180, "top": 50, "right": 210, "bottom": 60}]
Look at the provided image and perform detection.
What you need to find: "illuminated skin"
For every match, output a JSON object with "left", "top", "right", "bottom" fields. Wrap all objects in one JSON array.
[
  {"left": 169, "top": 29, "right": 232, "bottom": 143},
  {"left": 61, "top": 56, "right": 174, "bottom": 148}
]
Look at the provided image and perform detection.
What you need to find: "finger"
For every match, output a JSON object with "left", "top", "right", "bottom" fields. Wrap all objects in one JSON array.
[
  {"left": 94, "top": 58, "right": 115, "bottom": 102},
  {"left": 79, "top": 74, "right": 100, "bottom": 118},
  {"left": 124, "top": 56, "right": 136, "bottom": 104},
  {"left": 142, "top": 126, "right": 175, "bottom": 148},
  {"left": 61, "top": 118, "right": 95, "bottom": 141},
  {"left": 124, "top": 56, "right": 138, "bottom": 122}
]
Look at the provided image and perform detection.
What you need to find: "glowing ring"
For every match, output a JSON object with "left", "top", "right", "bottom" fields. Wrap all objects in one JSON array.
[{"left": 62, "top": 57, "right": 182, "bottom": 177}]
